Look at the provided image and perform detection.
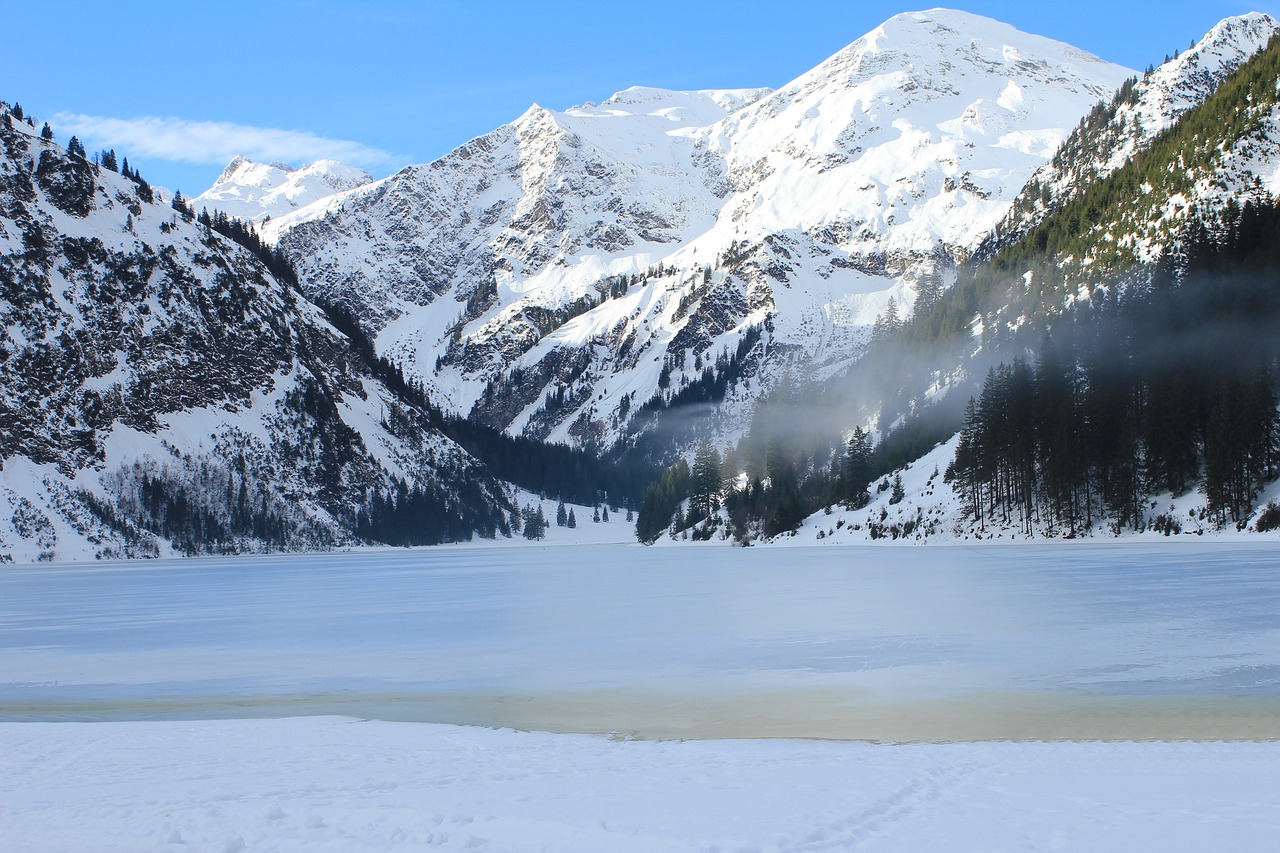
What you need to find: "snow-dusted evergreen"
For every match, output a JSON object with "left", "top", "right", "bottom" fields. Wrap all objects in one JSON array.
[{"left": 268, "top": 10, "right": 1133, "bottom": 454}]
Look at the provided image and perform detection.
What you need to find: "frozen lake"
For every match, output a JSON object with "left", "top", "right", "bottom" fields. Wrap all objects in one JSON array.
[{"left": 3, "top": 542, "right": 1280, "bottom": 740}]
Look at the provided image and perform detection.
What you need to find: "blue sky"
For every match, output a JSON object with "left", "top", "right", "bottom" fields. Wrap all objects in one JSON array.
[{"left": 4, "top": 1, "right": 1272, "bottom": 193}]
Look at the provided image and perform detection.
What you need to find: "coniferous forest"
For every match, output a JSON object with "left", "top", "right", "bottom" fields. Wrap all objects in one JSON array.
[
  {"left": 637, "top": 197, "right": 1280, "bottom": 542},
  {"left": 949, "top": 201, "right": 1280, "bottom": 534}
]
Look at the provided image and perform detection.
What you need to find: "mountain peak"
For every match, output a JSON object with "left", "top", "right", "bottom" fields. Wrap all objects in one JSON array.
[
  {"left": 1204, "top": 10, "right": 1278, "bottom": 40},
  {"left": 594, "top": 85, "right": 771, "bottom": 115},
  {"left": 842, "top": 7, "right": 1116, "bottom": 74},
  {"left": 1152, "top": 11, "right": 1278, "bottom": 97},
  {"left": 195, "top": 157, "right": 372, "bottom": 224},
  {"left": 215, "top": 154, "right": 251, "bottom": 184}
]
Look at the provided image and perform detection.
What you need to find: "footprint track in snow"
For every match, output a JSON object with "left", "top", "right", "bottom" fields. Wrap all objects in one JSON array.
[{"left": 783, "top": 761, "right": 985, "bottom": 851}]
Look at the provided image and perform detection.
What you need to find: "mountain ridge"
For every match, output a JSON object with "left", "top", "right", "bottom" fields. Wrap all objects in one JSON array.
[
  {"left": 9, "top": 10, "right": 1280, "bottom": 558},
  {"left": 0, "top": 110, "right": 512, "bottom": 562}
]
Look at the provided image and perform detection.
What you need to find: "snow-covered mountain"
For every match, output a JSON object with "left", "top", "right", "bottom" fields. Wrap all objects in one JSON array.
[
  {"left": 0, "top": 109, "right": 509, "bottom": 562},
  {"left": 984, "top": 11, "right": 1279, "bottom": 256},
  {"left": 192, "top": 156, "right": 372, "bottom": 224},
  {"left": 12, "top": 9, "right": 1280, "bottom": 559},
  {"left": 770, "top": 15, "right": 1280, "bottom": 549},
  {"left": 270, "top": 9, "right": 1133, "bottom": 454}
]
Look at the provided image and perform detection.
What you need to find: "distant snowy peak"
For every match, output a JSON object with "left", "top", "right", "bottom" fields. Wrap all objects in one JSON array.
[
  {"left": 525, "top": 85, "right": 776, "bottom": 159},
  {"left": 263, "top": 85, "right": 763, "bottom": 244},
  {"left": 194, "top": 156, "right": 373, "bottom": 223},
  {"left": 765, "top": 8, "right": 1122, "bottom": 110},
  {"left": 214, "top": 154, "right": 296, "bottom": 186},
  {"left": 568, "top": 86, "right": 773, "bottom": 124}
]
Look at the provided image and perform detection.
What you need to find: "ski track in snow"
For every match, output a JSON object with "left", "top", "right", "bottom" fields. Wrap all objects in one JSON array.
[{"left": 784, "top": 762, "right": 982, "bottom": 851}]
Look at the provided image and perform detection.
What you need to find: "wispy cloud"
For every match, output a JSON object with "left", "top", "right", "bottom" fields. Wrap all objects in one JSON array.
[{"left": 49, "top": 112, "right": 401, "bottom": 171}]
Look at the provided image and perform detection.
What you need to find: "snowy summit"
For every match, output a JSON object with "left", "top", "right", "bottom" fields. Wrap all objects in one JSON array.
[{"left": 193, "top": 155, "right": 372, "bottom": 223}]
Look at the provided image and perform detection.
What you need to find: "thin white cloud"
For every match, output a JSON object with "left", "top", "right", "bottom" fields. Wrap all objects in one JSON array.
[{"left": 49, "top": 112, "right": 400, "bottom": 171}]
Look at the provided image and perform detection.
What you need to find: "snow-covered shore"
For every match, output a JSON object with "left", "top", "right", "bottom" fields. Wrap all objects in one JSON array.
[{"left": 4, "top": 717, "right": 1278, "bottom": 852}]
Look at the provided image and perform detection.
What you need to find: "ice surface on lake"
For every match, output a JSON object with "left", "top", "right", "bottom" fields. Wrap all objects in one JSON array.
[{"left": 3, "top": 543, "right": 1279, "bottom": 738}]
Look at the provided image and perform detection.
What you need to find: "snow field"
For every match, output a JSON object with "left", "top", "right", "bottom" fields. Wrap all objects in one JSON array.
[{"left": 2, "top": 717, "right": 1278, "bottom": 852}]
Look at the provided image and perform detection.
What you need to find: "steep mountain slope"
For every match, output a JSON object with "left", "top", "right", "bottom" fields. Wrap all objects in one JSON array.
[
  {"left": 269, "top": 10, "right": 1132, "bottom": 458},
  {"left": 978, "top": 25, "right": 1280, "bottom": 288},
  {"left": 0, "top": 108, "right": 509, "bottom": 562},
  {"left": 193, "top": 156, "right": 372, "bottom": 224},
  {"left": 983, "top": 12, "right": 1278, "bottom": 256}
]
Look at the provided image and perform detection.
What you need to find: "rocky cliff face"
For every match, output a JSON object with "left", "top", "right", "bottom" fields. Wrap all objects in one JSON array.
[
  {"left": 269, "top": 10, "right": 1133, "bottom": 456},
  {"left": 0, "top": 108, "right": 507, "bottom": 562}
]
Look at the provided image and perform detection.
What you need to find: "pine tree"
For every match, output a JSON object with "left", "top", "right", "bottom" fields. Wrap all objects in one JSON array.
[
  {"left": 889, "top": 473, "right": 905, "bottom": 505},
  {"left": 556, "top": 499, "right": 567, "bottom": 526},
  {"left": 567, "top": 508, "right": 576, "bottom": 528},
  {"left": 843, "top": 426, "right": 874, "bottom": 507},
  {"left": 871, "top": 296, "right": 902, "bottom": 342},
  {"left": 690, "top": 438, "right": 722, "bottom": 519},
  {"left": 40, "top": 122, "right": 53, "bottom": 141},
  {"left": 592, "top": 506, "right": 600, "bottom": 523},
  {"left": 522, "top": 504, "right": 545, "bottom": 540},
  {"left": 601, "top": 505, "right": 609, "bottom": 522},
  {"left": 914, "top": 270, "right": 944, "bottom": 315}
]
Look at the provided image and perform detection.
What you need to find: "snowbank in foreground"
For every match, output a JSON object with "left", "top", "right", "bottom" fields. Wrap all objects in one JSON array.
[{"left": 2, "top": 717, "right": 1277, "bottom": 852}]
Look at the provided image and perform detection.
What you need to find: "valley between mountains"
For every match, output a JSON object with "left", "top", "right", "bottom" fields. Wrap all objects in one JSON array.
[{"left": 6, "top": 9, "right": 1280, "bottom": 559}]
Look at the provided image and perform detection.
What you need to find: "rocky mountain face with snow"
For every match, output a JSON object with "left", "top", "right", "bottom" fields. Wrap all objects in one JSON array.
[
  {"left": 270, "top": 10, "right": 1134, "bottom": 458},
  {"left": 0, "top": 110, "right": 509, "bottom": 562},
  {"left": 193, "top": 156, "right": 372, "bottom": 224}
]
